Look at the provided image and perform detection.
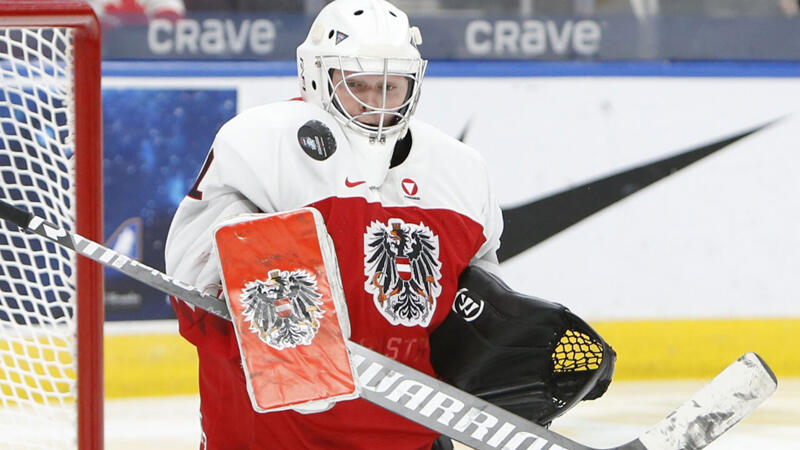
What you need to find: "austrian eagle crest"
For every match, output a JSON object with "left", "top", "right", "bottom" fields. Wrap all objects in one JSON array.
[
  {"left": 364, "top": 219, "right": 442, "bottom": 327},
  {"left": 239, "top": 269, "right": 324, "bottom": 350}
]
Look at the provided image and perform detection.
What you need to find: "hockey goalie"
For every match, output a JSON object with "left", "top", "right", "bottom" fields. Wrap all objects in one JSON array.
[
  {"left": 163, "top": 0, "right": 614, "bottom": 448},
  {"left": 169, "top": 207, "right": 615, "bottom": 449}
]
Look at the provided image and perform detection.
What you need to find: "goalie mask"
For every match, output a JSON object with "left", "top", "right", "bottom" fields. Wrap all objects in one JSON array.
[{"left": 297, "top": 0, "right": 427, "bottom": 145}]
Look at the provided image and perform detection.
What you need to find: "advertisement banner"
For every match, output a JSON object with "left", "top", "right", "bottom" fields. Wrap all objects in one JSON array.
[{"left": 100, "top": 13, "right": 800, "bottom": 61}]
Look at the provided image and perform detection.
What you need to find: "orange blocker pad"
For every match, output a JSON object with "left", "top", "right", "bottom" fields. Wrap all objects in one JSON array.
[{"left": 214, "top": 208, "right": 358, "bottom": 413}]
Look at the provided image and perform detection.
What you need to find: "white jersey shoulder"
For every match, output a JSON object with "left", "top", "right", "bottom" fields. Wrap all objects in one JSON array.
[
  {"left": 210, "top": 100, "right": 350, "bottom": 211},
  {"left": 406, "top": 118, "right": 488, "bottom": 180},
  {"left": 393, "top": 118, "right": 496, "bottom": 221},
  {"left": 165, "top": 101, "right": 330, "bottom": 288},
  {"left": 215, "top": 101, "right": 341, "bottom": 166},
  {"left": 217, "top": 101, "right": 331, "bottom": 146}
]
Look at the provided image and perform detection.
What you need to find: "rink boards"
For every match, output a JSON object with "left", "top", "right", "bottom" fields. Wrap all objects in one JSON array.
[
  {"left": 103, "top": 317, "right": 800, "bottom": 398},
  {"left": 96, "top": 61, "right": 800, "bottom": 397}
]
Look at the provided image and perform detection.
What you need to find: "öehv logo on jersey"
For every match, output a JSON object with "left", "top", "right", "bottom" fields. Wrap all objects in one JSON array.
[{"left": 401, "top": 178, "right": 420, "bottom": 199}]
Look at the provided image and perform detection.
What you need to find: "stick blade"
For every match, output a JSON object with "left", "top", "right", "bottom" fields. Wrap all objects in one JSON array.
[{"left": 637, "top": 352, "right": 777, "bottom": 450}]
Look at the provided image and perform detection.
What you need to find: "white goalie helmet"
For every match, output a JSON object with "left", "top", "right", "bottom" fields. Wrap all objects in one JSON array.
[{"left": 297, "top": 0, "right": 427, "bottom": 143}]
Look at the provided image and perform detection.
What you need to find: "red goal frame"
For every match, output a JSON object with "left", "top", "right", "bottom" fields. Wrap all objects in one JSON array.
[{"left": 0, "top": 1, "right": 103, "bottom": 449}]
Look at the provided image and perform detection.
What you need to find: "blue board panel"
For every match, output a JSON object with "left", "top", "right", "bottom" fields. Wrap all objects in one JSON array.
[{"left": 103, "top": 88, "right": 236, "bottom": 321}]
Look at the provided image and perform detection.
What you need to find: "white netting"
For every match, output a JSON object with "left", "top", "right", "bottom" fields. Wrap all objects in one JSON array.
[{"left": 0, "top": 27, "right": 78, "bottom": 450}]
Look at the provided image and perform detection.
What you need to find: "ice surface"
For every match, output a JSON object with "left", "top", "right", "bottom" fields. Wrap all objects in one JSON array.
[{"left": 104, "top": 379, "right": 799, "bottom": 449}]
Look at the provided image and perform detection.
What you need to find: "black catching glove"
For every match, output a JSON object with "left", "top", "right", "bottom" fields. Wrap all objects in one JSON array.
[{"left": 429, "top": 266, "right": 615, "bottom": 426}]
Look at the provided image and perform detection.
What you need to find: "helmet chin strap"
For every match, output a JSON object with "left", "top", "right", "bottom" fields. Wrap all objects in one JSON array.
[{"left": 344, "top": 126, "right": 402, "bottom": 189}]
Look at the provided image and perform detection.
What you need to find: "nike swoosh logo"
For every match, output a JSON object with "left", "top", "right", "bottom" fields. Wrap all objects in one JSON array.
[
  {"left": 345, "top": 177, "right": 366, "bottom": 188},
  {"left": 455, "top": 120, "right": 774, "bottom": 263}
]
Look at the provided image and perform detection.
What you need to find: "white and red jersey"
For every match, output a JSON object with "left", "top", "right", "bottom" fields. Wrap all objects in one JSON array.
[{"left": 165, "top": 100, "right": 502, "bottom": 449}]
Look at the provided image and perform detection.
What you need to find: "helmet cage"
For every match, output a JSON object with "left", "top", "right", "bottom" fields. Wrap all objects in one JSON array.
[{"left": 319, "top": 55, "right": 427, "bottom": 143}]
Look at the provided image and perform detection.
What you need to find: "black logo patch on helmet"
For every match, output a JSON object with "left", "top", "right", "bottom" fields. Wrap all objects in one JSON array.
[{"left": 298, "top": 120, "right": 337, "bottom": 160}]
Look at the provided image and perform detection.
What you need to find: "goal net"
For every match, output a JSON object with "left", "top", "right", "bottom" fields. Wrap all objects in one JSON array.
[{"left": 0, "top": 2, "right": 102, "bottom": 449}]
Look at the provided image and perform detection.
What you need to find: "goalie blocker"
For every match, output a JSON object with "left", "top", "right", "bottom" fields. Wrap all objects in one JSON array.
[
  {"left": 214, "top": 209, "right": 359, "bottom": 413},
  {"left": 430, "top": 266, "right": 616, "bottom": 426}
]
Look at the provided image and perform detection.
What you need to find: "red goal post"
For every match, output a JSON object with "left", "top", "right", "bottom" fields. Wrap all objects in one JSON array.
[{"left": 0, "top": 1, "right": 102, "bottom": 449}]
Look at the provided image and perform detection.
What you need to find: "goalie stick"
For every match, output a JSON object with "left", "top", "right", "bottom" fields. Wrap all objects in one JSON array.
[{"left": 0, "top": 199, "right": 778, "bottom": 450}]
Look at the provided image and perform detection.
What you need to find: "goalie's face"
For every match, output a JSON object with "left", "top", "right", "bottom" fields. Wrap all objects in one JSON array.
[{"left": 330, "top": 69, "right": 411, "bottom": 127}]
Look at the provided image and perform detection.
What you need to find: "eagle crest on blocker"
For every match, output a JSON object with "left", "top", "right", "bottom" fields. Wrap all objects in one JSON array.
[
  {"left": 364, "top": 219, "right": 442, "bottom": 327},
  {"left": 239, "top": 269, "right": 324, "bottom": 350}
]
